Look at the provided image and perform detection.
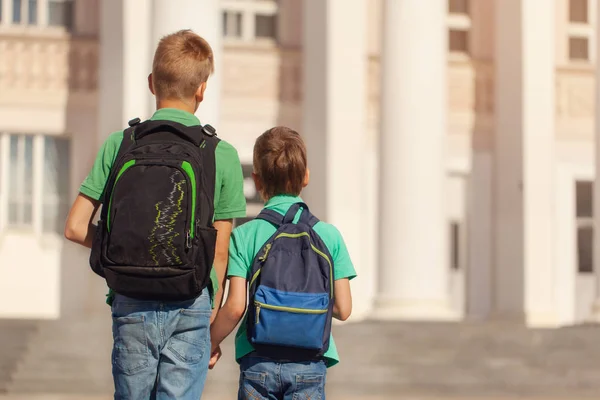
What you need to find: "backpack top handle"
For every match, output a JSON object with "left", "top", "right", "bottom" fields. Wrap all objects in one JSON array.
[{"left": 133, "top": 120, "right": 215, "bottom": 147}]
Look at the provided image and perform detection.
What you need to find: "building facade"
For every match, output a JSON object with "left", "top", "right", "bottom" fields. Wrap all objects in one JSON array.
[{"left": 0, "top": 0, "right": 598, "bottom": 327}]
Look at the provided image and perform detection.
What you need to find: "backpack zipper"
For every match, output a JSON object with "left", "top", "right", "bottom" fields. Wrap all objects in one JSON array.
[{"left": 254, "top": 301, "right": 328, "bottom": 323}]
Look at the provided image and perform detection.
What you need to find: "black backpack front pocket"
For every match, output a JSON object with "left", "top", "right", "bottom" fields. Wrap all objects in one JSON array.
[{"left": 106, "top": 159, "right": 195, "bottom": 268}]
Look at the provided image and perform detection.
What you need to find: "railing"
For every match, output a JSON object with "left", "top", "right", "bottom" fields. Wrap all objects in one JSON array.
[{"left": 0, "top": 32, "right": 98, "bottom": 101}]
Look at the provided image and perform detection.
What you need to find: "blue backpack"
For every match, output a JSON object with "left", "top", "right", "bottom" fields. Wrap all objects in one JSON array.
[{"left": 246, "top": 202, "right": 334, "bottom": 360}]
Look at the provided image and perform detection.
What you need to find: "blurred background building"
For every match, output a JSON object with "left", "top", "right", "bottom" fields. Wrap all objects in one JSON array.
[{"left": 0, "top": 0, "right": 599, "bottom": 329}]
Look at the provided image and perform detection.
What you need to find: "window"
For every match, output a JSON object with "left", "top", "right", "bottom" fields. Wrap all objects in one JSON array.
[
  {"left": 449, "top": 30, "right": 468, "bottom": 53},
  {"left": 222, "top": 10, "right": 242, "bottom": 38},
  {"left": 2, "top": 133, "right": 71, "bottom": 235},
  {"left": 570, "top": 0, "right": 588, "bottom": 23},
  {"left": 28, "top": 0, "right": 36, "bottom": 24},
  {"left": 12, "top": 0, "right": 21, "bottom": 23},
  {"left": 221, "top": 0, "right": 278, "bottom": 43},
  {"left": 450, "top": 222, "right": 461, "bottom": 270},
  {"left": 1, "top": 0, "right": 72, "bottom": 28},
  {"left": 449, "top": 0, "right": 468, "bottom": 14},
  {"left": 42, "top": 136, "right": 70, "bottom": 234},
  {"left": 576, "top": 181, "right": 593, "bottom": 273},
  {"left": 567, "top": 0, "right": 595, "bottom": 62},
  {"left": 255, "top": 14, "right": 276, "bottom": 39},
  {"left": 570, "top": 37, "right": 590, "bottom": 60},
  {"left": 8, "top": 135, "right": 34, "bottom": 227},
  {"left": 48, "top": 0, "right": 72, "bottom": 29},
  {"left": 447, "top": 0, "right": 470, "bottom": 55}
]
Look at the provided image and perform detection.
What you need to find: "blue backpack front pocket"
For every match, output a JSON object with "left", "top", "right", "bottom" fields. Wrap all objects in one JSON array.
[{"left": 251, "top": 285, "right": 329, "bottom": 350}]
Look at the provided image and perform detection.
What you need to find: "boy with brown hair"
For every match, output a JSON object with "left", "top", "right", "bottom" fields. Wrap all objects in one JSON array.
[
  {"left": 64, "top": 30, "right": 246, "bottom": 399},
  {"left": 209, "top": 127, "right": 356, "bottom": 400}
]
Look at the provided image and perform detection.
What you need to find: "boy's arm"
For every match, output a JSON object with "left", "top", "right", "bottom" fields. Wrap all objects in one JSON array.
[
  {"left": 211, "top": 142, "right": 246, "bottom": 321},
  {"left": 329, "top": 225, "right": 358, "bottom": 322},
  {"left": 211, "top": 219, "right": 233, "bottom": 323},
  {"left": 333, "top": 278, "right": 352, "bottom": 321},
  {"left": 65, "top": 131, "right": 122, "bottom": 248},
  {"left": 210, "top": 276, "right": 247, "bottom": 348},
  {"left": 64, "top": 194, "right": 101, "bottom": 248}
]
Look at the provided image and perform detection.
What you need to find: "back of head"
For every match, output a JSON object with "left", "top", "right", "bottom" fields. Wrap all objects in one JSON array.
[
  {"left": 253, "top": 126, "right": 308, "bottom": 200},
  {"left": 152, "top": 29, "right": 215, "bottom": 100}
]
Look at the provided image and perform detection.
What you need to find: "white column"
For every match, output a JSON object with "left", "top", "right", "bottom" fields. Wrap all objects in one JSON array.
[
  {"left": 151, "top": 0, "right": 222, "bottom": 128},
  {"left": 374, "top": 0, "right": 454, "bottom": 320},
  {"left": 32, "top": 135, "right": 44, "bottom": 236},
  {"left": 2, "top": 0, "right": 11, "bottom": 25},
  {"left": 590, "top": 0, "right": 600, "bottom": 322},
  {"left": 98, "top": 0, "right": 152, "bottom": 142},
  {"left": 37, "top": 0, "right": 48, "bottom": 27},
  {"left": 494, "top": 0, "right": 556, "bottom": 326},
  {"left": 302, "top": 0, "right": 370, "bottom": 319}
]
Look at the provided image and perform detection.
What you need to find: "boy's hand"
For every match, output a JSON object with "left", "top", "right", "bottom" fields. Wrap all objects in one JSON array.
[{"left": 208, "top": 345, "right": 222, "bottom": 369}]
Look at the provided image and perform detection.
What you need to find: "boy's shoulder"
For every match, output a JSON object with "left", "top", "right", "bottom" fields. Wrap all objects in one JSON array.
[
  {"left": 312, "top": 219, "right": 343, "bottom": 242},
  {"left": 101, "top": 130, "right": 126, "bottom": 152},
  {"left": 214, "top": 138, "right": 240, "bottom": 161}
]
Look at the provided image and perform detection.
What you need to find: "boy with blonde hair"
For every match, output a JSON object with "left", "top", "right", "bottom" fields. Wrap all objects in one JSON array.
[
  {"left": 209, "top": 127, "right": 356, "bottom": 400},
  {"left": 65, "top": 30, "right": 246, "bottom": 399}
]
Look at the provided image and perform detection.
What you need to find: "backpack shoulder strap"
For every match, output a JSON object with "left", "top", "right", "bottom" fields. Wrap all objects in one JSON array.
[
  {"left": 256, "top": 209, "right": 284, "bottom": 227},
  {"left": 285, "top": 202, "right": 320, "bottom": 228},
  {"left": 299, "top": 209, "right": 320, "bottom": 228},
  {"left": 98, "top": 119, "right": 139, "bottom": 220}
]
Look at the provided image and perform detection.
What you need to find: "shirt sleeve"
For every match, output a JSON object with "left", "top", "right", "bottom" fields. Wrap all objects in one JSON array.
[
  {"left": 79, "top": 131, "right": 123, "bottom": 202},
  {"left": 227, "top": 229, "right": 251, "bottom": 280},
  {"left": 331, "top": 226, "right": 357, "bottom": 281},
  {"left": 214, "top": 141, "right": 247, "bottom": 221}
]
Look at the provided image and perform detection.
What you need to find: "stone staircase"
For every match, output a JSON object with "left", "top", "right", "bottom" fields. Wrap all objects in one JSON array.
[
  {"left": 2, "top": 319, "right": 600, "bottom": 398},
  {"left": 4, "top": 314, "right": 112, "bottom": 395},
  {"left": 0, "top": 320, "right": 38, "bottom": 394}
]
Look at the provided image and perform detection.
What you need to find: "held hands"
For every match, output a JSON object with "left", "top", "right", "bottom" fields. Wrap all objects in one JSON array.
[{"left": 208, "top": 344, "right": 222, "bottom": 369}]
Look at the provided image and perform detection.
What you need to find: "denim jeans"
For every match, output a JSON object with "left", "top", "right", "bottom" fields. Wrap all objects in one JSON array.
[
  {"left": 111, "top": 287, "right": 212, "bottom": 400},
  {"left": 238, "top": 356, "right": 327, "bottom": 400}
]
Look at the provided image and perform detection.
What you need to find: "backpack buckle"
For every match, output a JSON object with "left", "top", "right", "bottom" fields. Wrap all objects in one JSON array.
[
  {"left": 202, "top": 124, "right": 217, "bottom": 137},
  {"left": 128, "top": 117, "right": 141, "bottom": 127}
]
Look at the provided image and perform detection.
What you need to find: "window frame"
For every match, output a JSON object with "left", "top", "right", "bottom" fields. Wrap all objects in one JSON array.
[
  {"left": 221, "top": 0, "right": 278, "bottom": 45},
  {"left": 567, "top": 0, "right": 596, "bottom": 63},
  {"left": 0, "top": 0, "right": 73, "bottom": 31},
  {"left": 447, "top": 2, "right": 471, "bottom": 57},
  {"left": 575, "top": 180, "right": 594, "bottom": 274},
  {"left": 0, "top": 132, "right": 71, "bottom": 237}
]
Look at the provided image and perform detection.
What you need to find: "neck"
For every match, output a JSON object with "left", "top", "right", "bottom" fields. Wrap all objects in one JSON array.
[{"left": 156, "top": 98, "right": 197, "bottom": 114}]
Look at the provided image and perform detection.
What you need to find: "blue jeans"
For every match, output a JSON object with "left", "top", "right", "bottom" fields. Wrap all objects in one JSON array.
[
  {"left": 238, "top": 356, "right": 327, "bottom": 400},
  {"left": 111, "top": 288, "right": 212, "bottom": 400}
]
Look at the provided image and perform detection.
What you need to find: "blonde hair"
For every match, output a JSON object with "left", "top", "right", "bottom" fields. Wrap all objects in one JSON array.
[{"left": 151, "top": 29, "right": 215, "bottom": 100}]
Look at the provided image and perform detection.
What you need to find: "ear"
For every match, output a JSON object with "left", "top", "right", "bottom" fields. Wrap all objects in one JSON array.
[
  {"left": 302, "top": 168, "right": 310, "bottom": 188},
  {"left": 252, "top": 172, "right": 266, "bottom": 201},
  {"left": 148, "top": 73, "right": 155, "bottom": 95},
  {"left": 195, "top": 81, "right": 207, "bottom": 104}
]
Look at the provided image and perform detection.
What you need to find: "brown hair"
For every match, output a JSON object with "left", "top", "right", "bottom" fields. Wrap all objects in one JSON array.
[
  {"left": 253, "top": 127, "right": 308, "bottom": 200},
  {"left": 151, "top": 29, "right": 215, "bottom": 100}
]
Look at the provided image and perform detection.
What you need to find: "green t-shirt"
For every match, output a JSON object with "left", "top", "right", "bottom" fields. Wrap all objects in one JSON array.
[
  {"left": 80, "top": 108, "right": 247, "bottom": 305},
  {"left": 227, "top": 195, "right": 357, "bottom": 368}
]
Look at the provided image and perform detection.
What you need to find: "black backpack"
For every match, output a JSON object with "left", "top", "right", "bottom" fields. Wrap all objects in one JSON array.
[{"left": 90, "top": 118, "right": 220, "bottom": 301}]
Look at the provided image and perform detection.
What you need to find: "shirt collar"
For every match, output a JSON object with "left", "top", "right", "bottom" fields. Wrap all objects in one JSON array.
[
  {"left": 150, "top": 108, "right": 201, "bottom": 127},
  {"left": 264, "top": 194, "right": 304, "bottom": 209}
]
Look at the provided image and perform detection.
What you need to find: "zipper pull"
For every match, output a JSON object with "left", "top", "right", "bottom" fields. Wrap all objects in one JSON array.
[
  {"left": 256, "top": 305, "right": 261, "bottom": 324},
  {"left": 185, "top": 231, "right": 192, "bottom": 248},
  {"left": 258, "top": 243, "right": 272, "bottom": 262}
]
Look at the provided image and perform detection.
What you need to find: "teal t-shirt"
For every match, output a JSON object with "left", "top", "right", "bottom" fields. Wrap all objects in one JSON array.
[
  {"left": 79, "top": 108, "right": 247, "bottom": 305},
  {"left": 227, "top": 195, "right": 357, "bottom": 368}
]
